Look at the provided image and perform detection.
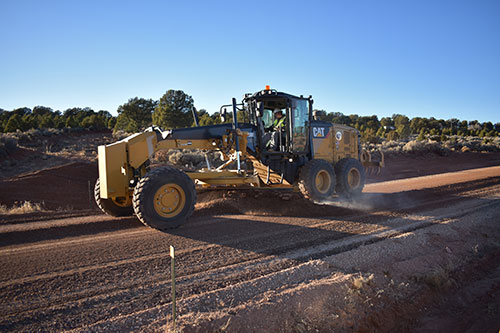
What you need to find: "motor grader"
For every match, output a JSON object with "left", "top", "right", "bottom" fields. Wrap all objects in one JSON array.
[{"left": 95, "top": 87, "right": 384, "bottom": 230}]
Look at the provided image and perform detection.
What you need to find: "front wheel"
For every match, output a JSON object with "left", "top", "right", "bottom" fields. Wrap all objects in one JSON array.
[{"left": 133, "top": 166, "right": 196, "bottom": 230}]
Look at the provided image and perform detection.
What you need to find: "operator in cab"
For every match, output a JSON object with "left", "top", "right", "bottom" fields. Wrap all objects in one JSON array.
[{"left": 264, "top": 108, "right": 286, "bottom": 151}]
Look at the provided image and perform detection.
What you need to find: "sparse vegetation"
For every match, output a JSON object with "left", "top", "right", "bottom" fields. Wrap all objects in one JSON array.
[
  {"left": 351, "top": 273, "right": 374, "bottom": 290},
  {"left": 0, "top": 127, "right": 107, "bottom": 154},
  {"left": 367, "top": 135, "right": 500, "bottom": 156},
  {"left": 0, "top": 201, "right": 45, "bottom": 215},
  {"left": 0, "top": 136, "right": 18, "bottom": 158},
  {"left": 419, "top": 264, "right": 456, "bottom": 292}
]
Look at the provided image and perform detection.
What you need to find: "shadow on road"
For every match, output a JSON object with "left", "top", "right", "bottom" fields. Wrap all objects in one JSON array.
[
  {"left": 169, "top": 177, "right": 500, "bottom": 262},
  {"left": 0, "top": 216, "right": 143, "bottom": 247}
]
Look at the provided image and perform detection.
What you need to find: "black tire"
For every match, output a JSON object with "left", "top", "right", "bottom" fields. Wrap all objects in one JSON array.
[
  {"left": 335, "top": 158, "right": 366, "bottom": 198},
  {"left": 298, "top": 159, "right": 336, "bottom": 201},
  {"left": 133, "top": 166, "right": 196, "bottom": 230},
  {"left": 94, "top": 178, "right": 134, "bottom": 217}
]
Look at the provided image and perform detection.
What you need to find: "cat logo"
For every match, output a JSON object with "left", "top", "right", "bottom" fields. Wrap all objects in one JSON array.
[{"left": 313, "top": 127, "right": 326, "bottom": 138}]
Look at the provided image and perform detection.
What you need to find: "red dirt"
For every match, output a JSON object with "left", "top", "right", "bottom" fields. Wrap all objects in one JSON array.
[
  {"left": 0, "top": 130, "right": 113, "bottom": 180},
  {"left": 0, "top": 171, "right": 499, "bottom": 332},
  {"left": 368, "top": 151, "right": 500, "bottom": 183},
  {"left": 1, "top": 151, "right": 499, "bottom": 214},
  {"left": 0, "top": 162, "right": 98, "bottom": 210}
]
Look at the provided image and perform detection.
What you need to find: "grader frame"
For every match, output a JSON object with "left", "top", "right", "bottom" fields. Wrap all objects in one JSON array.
[{"left": 96, "top": 88, "right": 384, "bottom": 230}]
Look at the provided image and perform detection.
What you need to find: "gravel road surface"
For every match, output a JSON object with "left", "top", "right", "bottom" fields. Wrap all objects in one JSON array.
[{"left": 1, "top": 166, "right": 499, "bottom": 332}]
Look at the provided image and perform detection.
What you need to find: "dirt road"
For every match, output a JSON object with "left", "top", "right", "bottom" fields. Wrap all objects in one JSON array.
[{"left": 1, "top": 167, "right": 499, "bottom": 332}]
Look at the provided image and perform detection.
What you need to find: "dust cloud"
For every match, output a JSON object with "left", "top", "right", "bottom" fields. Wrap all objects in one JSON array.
[
  {"left": 315, "top": 192, "right": 410, "bottom": 212},
  {"left": 314, "top": 196, "right": 377, "bottom": 211}
]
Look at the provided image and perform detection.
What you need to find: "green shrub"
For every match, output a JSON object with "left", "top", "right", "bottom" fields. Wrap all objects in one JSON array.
[
  {"left": 386, "top": 130, "right": 399, "bottom": 141},
  {"left": 417, "top": 129, "right": 426, "bottom": 141},
  {"left": 0, "top": 135, "right": 18, "bottom": 158}
]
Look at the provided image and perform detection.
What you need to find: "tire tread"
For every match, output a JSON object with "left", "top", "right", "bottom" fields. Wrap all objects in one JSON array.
[
  {"left": 298, "top": 159, "right": 335, "bottom": 201},
  {"left": 133, "top": 166, "right": 196, "bottom": 230},
  {"left": 94, "top": 178, "right": 134, "bottom": 217}
]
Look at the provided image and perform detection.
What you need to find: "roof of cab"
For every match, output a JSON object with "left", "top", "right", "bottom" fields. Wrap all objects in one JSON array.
[{"left": 245, "top": 89, "right": 308, "bottom": 101}]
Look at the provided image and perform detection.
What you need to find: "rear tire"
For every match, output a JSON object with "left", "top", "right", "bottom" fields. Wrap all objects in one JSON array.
[
  {"left": 133, "top": 166, "right": 196, "bottom": 230},
  {"left": 335, "top": 158, "right": 366, "bottom": 198},
  {"left": 298, "top": 159, "right": 336, "bottom": 201},
  {"left": 94, "top": 178, "right": 134, "bottom": 217}
]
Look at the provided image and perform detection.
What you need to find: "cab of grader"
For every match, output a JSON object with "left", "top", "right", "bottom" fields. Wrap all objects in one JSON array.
[{"left": 95, "top": 87, "right": 384, "bottom": 230}]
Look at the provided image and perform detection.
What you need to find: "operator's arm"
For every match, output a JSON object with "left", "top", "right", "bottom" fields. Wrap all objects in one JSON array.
[{"left": 265, "top": 120, "right": 275, "bottom": 132}]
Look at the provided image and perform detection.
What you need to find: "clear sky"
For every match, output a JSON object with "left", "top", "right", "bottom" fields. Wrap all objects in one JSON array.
[{"left": 1, "top": 0, "right": 499, "bottom": 123}]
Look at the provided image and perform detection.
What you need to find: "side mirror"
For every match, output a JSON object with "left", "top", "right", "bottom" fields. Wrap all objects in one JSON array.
[
  {"left": 256, "top": 101, "right": 264, "bottom": 118},
  {"left": 220, "top": 109, "right": 227, "bottom": 123}
]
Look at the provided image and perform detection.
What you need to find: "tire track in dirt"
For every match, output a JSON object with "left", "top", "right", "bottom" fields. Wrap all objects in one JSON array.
[
  {"left": 1, "top": 171, "right": 499, "bottom": 331},
  {"left": 2, "top": 183, "right": 499, "bottom": 331},
  {"left": 2, "top": 176, "right": 497, "bottom": 287},
  {"left": 0, "top": 189, "right": 475, "bottom": 293},
  {"left": 0, "top": 211, "right": 393, "bottom": 322},
  {"left": 76, "top": 190, "right": 500, "bottom": 332}
]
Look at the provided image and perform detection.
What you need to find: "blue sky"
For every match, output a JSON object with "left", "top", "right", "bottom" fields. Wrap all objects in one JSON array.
[{"left": 1, "top": 0, "right": 499, "bottom": 123}]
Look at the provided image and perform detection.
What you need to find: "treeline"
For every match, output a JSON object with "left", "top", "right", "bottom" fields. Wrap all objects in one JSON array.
[
  {"left": 315, "top": 112, "right": 500, "bottom": 143},
  {"left": 0, "top": 90, "right": 212, "bottom": 133},
  {"left": 2, "top": 90, "right": 499, "bottom": 143},
  {"left": 0, "top": 106, "right": 115, "bottom": 133}
]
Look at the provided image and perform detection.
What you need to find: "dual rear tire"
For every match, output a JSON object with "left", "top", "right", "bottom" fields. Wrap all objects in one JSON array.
[
  {"left": 335, "top": 158, "right": 366, "bottom": 198},
  {"left": 299, "top": 159, "right": 336, "bottom": 201},
  {"left": 298, "top": 158, "right": 366, "bottom": 201}
]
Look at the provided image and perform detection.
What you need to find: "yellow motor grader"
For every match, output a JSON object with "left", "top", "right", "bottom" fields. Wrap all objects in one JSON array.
[{"left": 95, "top": 88, "right": 384, "bottom": 230}]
